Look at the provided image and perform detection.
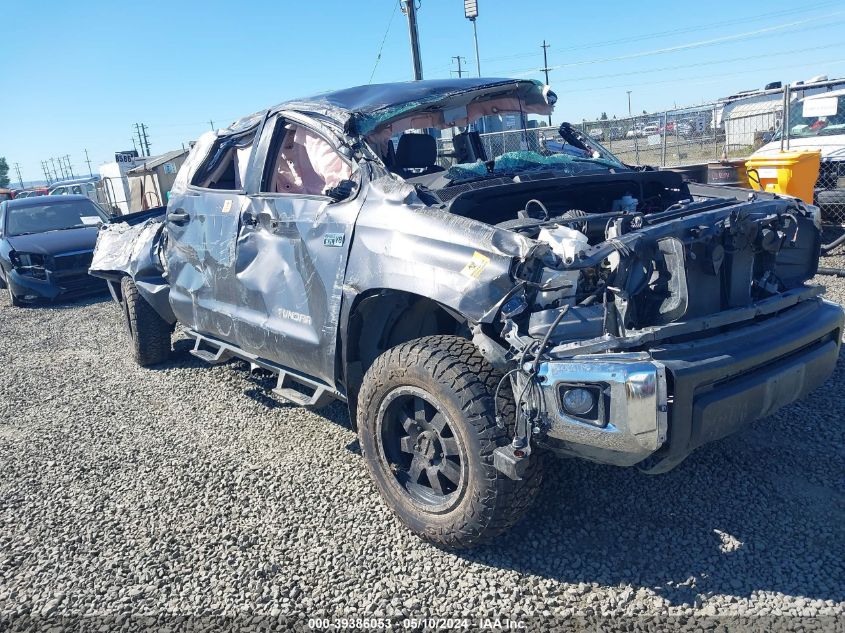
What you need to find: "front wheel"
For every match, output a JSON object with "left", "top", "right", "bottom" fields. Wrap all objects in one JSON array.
[
  {"left": 357, "top": 335, "right": 545, "bottom": 549},
  {"left": 6, "top": 282, "right": 22, "bottom": 307}
]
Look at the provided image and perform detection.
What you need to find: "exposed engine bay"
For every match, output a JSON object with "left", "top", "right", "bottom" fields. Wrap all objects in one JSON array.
[
  {"left": 438, "top": 170, "right": 820, "bottom": 348},
  {"left": 443, "top": 170, "right": 823, "bottom": 474}
]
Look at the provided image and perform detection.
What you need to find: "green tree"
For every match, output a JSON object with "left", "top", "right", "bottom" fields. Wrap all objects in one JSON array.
[
  {"left": 600, "top": 112, "right": 608, "bottom": 120},
  {"left": 0, "top": 157, "right": 9, "bottom": 188}
]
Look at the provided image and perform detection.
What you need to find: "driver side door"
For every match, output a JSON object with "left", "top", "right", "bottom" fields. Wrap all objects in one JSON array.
[{"left": 230, "top": 112, "right": 363, "bottom": 387}]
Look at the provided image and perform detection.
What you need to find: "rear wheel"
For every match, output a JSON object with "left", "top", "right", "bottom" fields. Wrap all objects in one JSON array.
[
  {"left": 120, "top": 276, "right": 172, "bottom": 367},
  {"left": 357, "top": 335, "right": 545, "bottom": 548}
]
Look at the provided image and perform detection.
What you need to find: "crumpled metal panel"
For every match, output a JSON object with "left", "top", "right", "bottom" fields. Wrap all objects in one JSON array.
[
  {"left": 89, "top": 217, "right": 164, "bottom": 281},
  {"left": 343, "top": 169, "right": 537, "bottom": 324},
  {"left": 90, "top": 102, "right": 550, "bottom": 393},
  {"left": 165, "top": 150, "right": 361, "bottom": 386},
  {"left": 89, "top": 214, "right": 175, "bottom": 323},
  {"left": 265, "top": 78, "right": 553, "bottom": 135}
]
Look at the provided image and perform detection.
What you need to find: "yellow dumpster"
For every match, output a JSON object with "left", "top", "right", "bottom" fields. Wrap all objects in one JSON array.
[{"left": 745, "top": 150, "right": 821, "bottom": 204}]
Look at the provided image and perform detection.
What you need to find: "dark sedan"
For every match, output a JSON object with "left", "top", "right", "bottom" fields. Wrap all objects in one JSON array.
[{"left": 0, "top": 195, "right": 109, "bottom": 306}]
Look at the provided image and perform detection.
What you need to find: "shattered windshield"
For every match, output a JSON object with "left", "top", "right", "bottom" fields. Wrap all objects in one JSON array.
[
  {"left": 773, "top": 94, "right": 845, "bottom": 140},
  {"left": 445, "top": 150, "right": 621, "bottom": 182}
]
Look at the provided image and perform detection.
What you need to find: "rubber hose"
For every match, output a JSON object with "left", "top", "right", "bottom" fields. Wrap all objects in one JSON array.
[
  {"left": 821, "top": 232, "right": 845, "bottom": 255},
  {"left": 817, "top": 266, "right": 845, "bottom": 277}
]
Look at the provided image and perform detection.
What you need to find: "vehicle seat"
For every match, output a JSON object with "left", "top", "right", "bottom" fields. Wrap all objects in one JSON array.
[
  {"left": 393, "top": 133, "right": 445, "bottom": 177},
  {"left": 452, "top": 130, "right": 487, "bottom": 164}
]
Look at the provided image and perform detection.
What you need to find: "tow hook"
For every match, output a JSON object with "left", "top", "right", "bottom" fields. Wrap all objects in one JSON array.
[
  {"left": 493, "top": 382, "right": 538, "bottom": 480},
  {"left": 494, "top": 444, "right": 531, "bottom": 480}
]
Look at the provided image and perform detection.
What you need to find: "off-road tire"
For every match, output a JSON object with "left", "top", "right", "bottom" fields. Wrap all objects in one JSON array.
[
  {"left": 357, "top": 335, "right": 545, "bottom": 549},
  {"left": 120, "top": 276, "right": 171, "bottom": 367},
  {"left": 816, "top": 189, "right": 845, "bottom": 224}
]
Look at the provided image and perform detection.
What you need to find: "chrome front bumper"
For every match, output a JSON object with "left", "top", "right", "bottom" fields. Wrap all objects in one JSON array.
[{"left": 535, "top": 353, "right": 668, "bottom": 466}]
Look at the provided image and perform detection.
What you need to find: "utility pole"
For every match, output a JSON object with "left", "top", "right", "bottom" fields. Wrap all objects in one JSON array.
[
  {"left": 208, "top": 119, "right": 215, "bottom": 131},
  {"left": 131, "top": 137, "right": 139, "bottom": 155},
  {"left": 134, "top": 124, "right": 143, "bottom": 156},
  {"left": 134, "top": 123, "right": 151, "bottom": 156},
  {"left": 52, "top": 157, "right": 65, "bottom": 180},
  {"left": 140, "top": 123, "right": 151, "bottom": 156},
  {"left": 13, "top": 163, "right": 24, "bottom": 188},
  {"left": 84, "top": 149, "right": 93, "bottom": 177},
  {"left": 451, "top": 55, "right": 466, "bottom": 78},
  {"left": 626, "top": 90, "right": 632, "bottom": 117},
  {"left": 541, "top": 40, "right": 552, "bottom": 126},
  {"left": 64, "top": 155, "right": 75, "bottom": 179},
  {"left": 400, "top": 0, "right": 423, "bottom": 80},
  {"left": 41, "top": 161, "right": 51, "bottom": 185}
]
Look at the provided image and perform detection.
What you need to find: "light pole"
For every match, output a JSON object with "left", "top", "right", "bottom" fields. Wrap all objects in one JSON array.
[
  {"left": 626, "top": 90, "right": 632, "bottom": 117},
  {"left": 464, "top": 1, "right": 483, "bottom": 133},
  {"left": 464, "top": 0, "right": 481, "bottom": 77}
]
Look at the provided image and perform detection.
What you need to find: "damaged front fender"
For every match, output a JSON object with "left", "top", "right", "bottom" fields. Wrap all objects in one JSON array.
[
  {"left": 88, "top": 208, "right": 175, "bottom": 324},
  {"left": 343, "top": 172, "right": 547, "bottom": 325}
]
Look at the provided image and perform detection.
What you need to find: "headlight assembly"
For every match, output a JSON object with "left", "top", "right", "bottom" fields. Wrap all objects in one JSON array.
[{"left": 11, "top": 252, "right": 48, "bottom": 279}]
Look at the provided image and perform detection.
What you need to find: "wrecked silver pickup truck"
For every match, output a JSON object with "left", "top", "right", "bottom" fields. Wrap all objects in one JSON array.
[{"left": 90, "top": 78, "right": 844, "bottom": 548}]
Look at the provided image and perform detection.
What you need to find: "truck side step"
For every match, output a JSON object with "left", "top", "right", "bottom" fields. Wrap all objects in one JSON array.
[
  {"left": 272, "top": 371, "right": 335, "bottom": 408},
  {"left": 183, "top": 329, "right": 342, "bottom": 409},
  {"left": 189, "top": 337, "right": 233, "bottom": 365}
]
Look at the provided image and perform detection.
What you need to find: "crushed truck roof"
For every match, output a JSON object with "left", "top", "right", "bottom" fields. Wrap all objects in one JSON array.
[{"left": 227, "top": 78, "right": 556, "bottom": 136}]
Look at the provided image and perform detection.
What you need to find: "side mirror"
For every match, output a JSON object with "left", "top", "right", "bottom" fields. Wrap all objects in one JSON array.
[{"left": 326, "top": 179, "right": 357, "bottom": 202}]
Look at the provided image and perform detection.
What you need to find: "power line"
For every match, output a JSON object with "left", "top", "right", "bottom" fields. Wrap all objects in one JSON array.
[
  {"left": 556, "top": 41, "right": 843, "bottom": 85},
  {"left": 512, "top": 13, "right": 845, "bottom": 76},
  {"left": 369, "top": 0, "right": 401, "bottom": 84},
  {"left": 552, "top": 56, "right": 845, "bottom": 96},
  {"left": 433, "top": 0, "right": 839, "bottom": 69}
]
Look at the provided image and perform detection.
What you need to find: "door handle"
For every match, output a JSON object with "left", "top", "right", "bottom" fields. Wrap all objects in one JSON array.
[{"left": 167, "top": 209, "right": 190, "bottom": 225}]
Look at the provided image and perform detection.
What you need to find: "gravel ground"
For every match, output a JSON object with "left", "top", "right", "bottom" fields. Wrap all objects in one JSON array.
[{"left": 1, "top": 254, "right": 844, "bottom": 631}]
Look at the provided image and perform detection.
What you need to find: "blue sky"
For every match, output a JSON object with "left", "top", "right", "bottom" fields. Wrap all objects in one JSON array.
[{"left": 1, "top": 0, "right": 843, "bottom": 183}]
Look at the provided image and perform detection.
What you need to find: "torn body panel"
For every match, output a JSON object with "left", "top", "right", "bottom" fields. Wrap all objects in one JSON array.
[
  {"left": 343, "top": 168, "right": 541, "bottom": 326},
  {"left": 89, "top": 208, "right": 174, "bottom": 323}
]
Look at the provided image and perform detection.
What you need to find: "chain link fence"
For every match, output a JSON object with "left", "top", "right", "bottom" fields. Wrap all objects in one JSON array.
[{"left": 437, "top": 81, "right": 845, "bottom": 224}]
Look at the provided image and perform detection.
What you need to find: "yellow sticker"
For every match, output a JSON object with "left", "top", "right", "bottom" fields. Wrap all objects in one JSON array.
[
  {"left": 222, "top": 199, "right": 233, "bottom": 213},
  {"left": 460, "top": 251, "right": 490, "bottom": 279}
]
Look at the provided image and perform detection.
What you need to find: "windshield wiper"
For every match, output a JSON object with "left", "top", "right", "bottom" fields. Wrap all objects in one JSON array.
[{"left": 52, "top": 224, "right": 95, "bottom": 231}]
